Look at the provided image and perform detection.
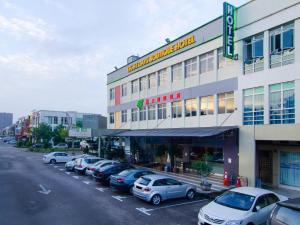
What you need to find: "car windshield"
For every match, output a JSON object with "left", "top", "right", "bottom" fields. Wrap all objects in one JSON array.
[
  {"left": 215, "top": 191, "right": 256, "bottom": 211},
  {"left": 137, "top": 177, "right": 151, "bottom": 186}
]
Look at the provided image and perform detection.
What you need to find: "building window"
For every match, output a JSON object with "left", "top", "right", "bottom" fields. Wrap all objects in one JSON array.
[
  {"left": 158, "top": 69, "right": 167, "bottom": 87},
  {"left": 131, "top": 79, "right": 139, "bottom": 94},
  {"left": 148, "top": 73, "right": 156, "bottom": 89},
  {"left": 109, "top": 113, "right": 114, "bottom": 124},
  {"left": 243, "top": 34, "right": 264, "bottom": 74},
  {"left": 270, "top": 81, "right": 295, "bottom": 124},
  {"left": 243, "top": 87, "right": 264, "bottom": 125},
  {"left": 158, "top": 103, "right": 167, "bottom": 119},
  {"left": 217, "top": 48, "right": 233, "bottom": 69},
  {"left": 184, "top": 57, "right": 197, "bottom": 78},
  {"left": 200, "top": 51, "right": 214, "bottom": 74},
  {"left": 172, "top": 101, "right": 182, "bottom": 118},
  {"left": 185, "top": 98, "right": 197, "bottom": 117},
  {"left": 139, "top": 76, "right": 147, "bottom": 91},
  {"left": 148, "top": 105, "right": 156, "bottom": 120},
  {"left": 121, "top": 110, "right": 127, "bottom": 123},
  {"left": 200, "top": 95, "right": 214, "bottom": 115},
  {"left": 139, "top": 106, "right": 147, "bottom": 121},
  {"left": 109, "top": 88, "right": 115, "bottom": 100},
  {"left": 171, "top": 63, "right": 182, "bottom": 82},
  {"left": 131, "top": 108, "right": 138, "bottom": 122},
  {"left": 53, "top": 116, "right": 58, "bottom": 124},
  {"left": 270, "top": 22, "right": 294, "bottom": 68},
  {"left": 218, "top": 92, "right": 235, "bottom": 114},
  {"left": 121, "top": 83, "right": 127, "bottom": 97}
]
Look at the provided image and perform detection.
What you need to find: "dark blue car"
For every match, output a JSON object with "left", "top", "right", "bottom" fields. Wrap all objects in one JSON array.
[{"left": 110, "top": 169, "right": 155, "bottom": 193}]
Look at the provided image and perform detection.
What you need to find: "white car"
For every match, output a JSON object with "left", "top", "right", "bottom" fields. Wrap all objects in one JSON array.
[
  {"left": 74, "top": 156, "right": 101, "bottom": 174},
  {"left": 53, "top": 143, "right": 68, "bottom": 149},
  {"left": 198, "top": 187, "right": 287, "bottom": 225},
  {"left": 85, "top": 160, "right": 118, "bottom": 176},
  {"left": 43, "top": 152, "right": 72, "bottom": 164}
]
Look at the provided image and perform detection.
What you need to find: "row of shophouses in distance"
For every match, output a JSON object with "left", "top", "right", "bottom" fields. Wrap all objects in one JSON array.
[
  {"left": 1, "top": 110, "right": 107, "bottom": 140},
  {"left": 106, "top": 0, "right": 300, "bottom": 192}
]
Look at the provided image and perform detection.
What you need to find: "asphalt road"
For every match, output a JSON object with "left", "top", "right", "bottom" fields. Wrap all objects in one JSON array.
[{"left": 0, "top": 142, "right": 209, "bottom": 225}]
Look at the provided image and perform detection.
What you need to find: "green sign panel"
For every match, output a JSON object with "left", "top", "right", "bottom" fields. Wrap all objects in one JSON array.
[
  {"left": 223, "top": 2, "right": 236, "bottom": 59},
  {"left": 136, "top": 99, "right": 144, "bottom": 109}
]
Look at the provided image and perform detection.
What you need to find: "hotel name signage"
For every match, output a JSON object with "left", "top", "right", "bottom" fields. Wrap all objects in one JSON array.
[
  {"left": 128, "top": 35, "right": 195, "bottom": 73},
  {"left": 136, "top": 92, "right": 182, "bottom": 109},
  {"left": 223, "top": 2, "right": 236, "bottom": 59}
]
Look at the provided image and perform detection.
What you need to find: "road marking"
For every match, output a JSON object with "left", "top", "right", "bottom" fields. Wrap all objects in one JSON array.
[
  {"left": 38, "top": 184, "right": 51, "bottom": 195},
  {"left": 136, "top": 199, "right": 208, "bottom": 216},
  {"left": 72, "top": 176, "right": 79, "bottom": 179},
  {"left": 95, "top": 187, "right": 108, "bottom": 192},
  {"left": 112, "top": 195, "right": 133, "bottom": 202},
  {"left": 54, "top": 165, "right": 58, "bottom": 168},
  {"left": 65, "top": 172, "right": 71, "bottom": 175},
  {"left": 83, "top": 181, "right": 90, "bottom": 185},
  {"left": 26, "top": 157, "right": 32, "bottom": 160},
  {"left": 59, "top": 168, "right": 64, "bottom": 171}
]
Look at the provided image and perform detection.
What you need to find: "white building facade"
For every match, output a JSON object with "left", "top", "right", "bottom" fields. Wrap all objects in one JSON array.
[{"left": 107, "top": 0, "right": 300, "bottom": 191}]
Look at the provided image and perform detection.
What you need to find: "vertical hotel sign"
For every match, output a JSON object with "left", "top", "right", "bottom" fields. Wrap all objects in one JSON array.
[{"left": 223, "top": 2, "right": 236, "bottom": 59}]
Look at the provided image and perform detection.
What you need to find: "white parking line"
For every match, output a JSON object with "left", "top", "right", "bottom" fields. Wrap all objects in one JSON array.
[
  {"left": 112, "top": 195, "right": 133, "bottom": 202},
  {"left": 136, "top": 199, "right": 208, "bottom": 216},
  {"left": 72, "top": 176, "right": 79, "bottom": 179},
  {"left": 53, "top": 166, "right": 58, "bottom": 168},
  {"left": 83, "top": 181, "right": 90, "bottom": 185},
  {"left": 65, "top": 172, "right": 71, "bottom": 175},
  {"left": 59, "top": 169, "right": 64, "bottom": 171},
  {"left": 95, "top": 187, "right": 108, "bottom": 192}
]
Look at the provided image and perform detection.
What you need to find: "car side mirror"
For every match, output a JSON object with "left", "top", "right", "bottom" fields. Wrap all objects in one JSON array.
[{"left": 255, "top": 205, "right": 261, "bottom": 212}]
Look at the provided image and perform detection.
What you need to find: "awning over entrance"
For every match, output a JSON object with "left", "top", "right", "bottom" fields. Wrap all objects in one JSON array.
[
  {"left": 92, "top": 129, "right": 129, "bottom": 137},
  {"left": 117, "top": 126, "right": 238, "bottom": 137}
]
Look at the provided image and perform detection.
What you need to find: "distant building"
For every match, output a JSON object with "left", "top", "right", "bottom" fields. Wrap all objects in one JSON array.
[
  {"left": 83, "top": 114, "right": 107, "bottom": 130},
  {"left": 0, "top": 112, "right": 13, "bottom": 131}
]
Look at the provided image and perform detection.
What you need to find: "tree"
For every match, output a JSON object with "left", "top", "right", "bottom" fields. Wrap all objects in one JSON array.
[
  {"left": 52, "top": 125, "right": 68, "bottom": 145},
  {"left": 32, "top": 123, "right": 53, "bottom": 147}
]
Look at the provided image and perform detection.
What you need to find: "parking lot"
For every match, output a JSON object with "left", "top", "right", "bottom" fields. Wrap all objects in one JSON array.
[{"left": 0, "top": 143, "right": 210, "bottom": 225}]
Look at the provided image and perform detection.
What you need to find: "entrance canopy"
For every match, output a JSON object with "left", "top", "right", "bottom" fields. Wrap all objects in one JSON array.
[{"left": 117, "top": 126, "right": 238, "bottom": 138}]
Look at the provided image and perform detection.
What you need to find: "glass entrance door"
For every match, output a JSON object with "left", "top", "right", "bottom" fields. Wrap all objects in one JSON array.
[{"left": 280, "top": 151, "right": 300, "bottom": 187}]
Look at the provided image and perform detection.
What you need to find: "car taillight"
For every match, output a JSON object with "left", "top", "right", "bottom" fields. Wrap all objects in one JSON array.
[
  {"left": 144, "top": 187, "right": 151, "bottom": 192},
  {"left": 79, "top": 165, "right": 82, "bottom": 168},
  {"left": 117, "top": 178, "right": 124, "bottom": 183},
  {"left": 91, "top": 168, "right": 95, "bottom": 171}
]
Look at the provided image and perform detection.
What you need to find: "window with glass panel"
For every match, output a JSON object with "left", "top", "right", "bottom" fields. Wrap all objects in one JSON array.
[
  {"left": 121, "top": 110, "right": 127, "bottom": 123},
  {"left": 243, "top": 34, "right": 264, "bottom": 74},
  {"left": 218, "top": 92, "right": 235, "bottom": 114},
  {"left": 148, "top": 73, "right": 156, "bottom": 89},
  {"left": 158, "top": 103, "right": 167, "bottom": 119},
  {"left": 139, "top": 106, "right": 147, "bottom": 121},
  {"left": 121, "top": 83, "right": 127, "bottom": 97},
  {"left": 172, "top": 101, "right": 182, "bottom": 118},
  {"left": 200, "top": 95, "right": 214, "bottom": 115},
  {"left": 269, "top": 81, "right": 295, "bottom": 124},
  {"left": 184, "top": 57, "right": 197, "bottom": 78},
  {"left": 109, "top": 113, "right": 114, "bottom": 124},
  {"left": 109, "top": 88, "right": 115, "bottom": 100},
  {"left": 172, "top": 63, "right": 182, "bottom": 82},
  {"left": 131, "top": 108, "right": 138, "bottom": 122},
  {"left": 185, "top": 98, "right": 197, "bottom": 117},
  {"left": 270, "top": 22, "right": 294, "bottom": 68},
  {"left": 140, "top": 76, "right": 147, "bottom": 91},
  {"left": 217, "top": 48, "right": 233, "bottom": 69},
  {"left": 158, "top": 69, "right": 167, "bottom": 87},
  {"left": 200, "top": 51, "right": 214, "bottom": 74},
  {"left": 131, "top": 79, "right": 139, "bottom": 94},
  {"left": 148, "top": 105, "right": 156, "bottom": 120},
  {"left": 243, "top": 87, "right": 264, "bottom": 125}
]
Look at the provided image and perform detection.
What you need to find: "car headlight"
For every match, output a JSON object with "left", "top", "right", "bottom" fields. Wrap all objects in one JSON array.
[
  {"left": 198, "top": 208, "right": 204, "bottom": 217},
  {"left": 225, "top": 220, "right": 243, "bottom": 225}
]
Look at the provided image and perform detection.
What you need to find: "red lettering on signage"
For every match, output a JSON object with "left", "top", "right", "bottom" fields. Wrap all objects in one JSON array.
[
  {"left": 170, "top": 94, "right": 174, "bottom": 100},
  {"left": 151, "top": 98, "right": 155, "bottom": 104},
  {"left": 176, "top": 92, "right": 181, "bottom": 99},
  {"left": 145, "top": 99, "right": 149, "bottom": 105},
  {"left": 157, "top": 97, "right": 161, "bottom": 102},
  {"left": 163, "top": 95, "right": 167, "bottom": 101}
]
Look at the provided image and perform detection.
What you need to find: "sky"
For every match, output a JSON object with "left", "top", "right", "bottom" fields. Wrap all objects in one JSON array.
[{"left": 0, "top": 0, "right": 248, "bottom": 122}]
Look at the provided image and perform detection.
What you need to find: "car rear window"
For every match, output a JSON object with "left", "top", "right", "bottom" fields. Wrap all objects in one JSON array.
[
  {"left": 118, "top": 170, "right": 132, "bottom": 177},
  {"left": 275, "top": 206, "right": 299, "bottom": 225},
  {"left": 137, "top": 177, "right": 151, "bottom": 186}
]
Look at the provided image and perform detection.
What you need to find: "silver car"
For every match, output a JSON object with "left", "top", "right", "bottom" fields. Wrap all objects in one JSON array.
[
  {"left": 133, "top": 174, "right": 196, "bottom": 205},
  {"left": 85, "top": 159, "right": 118, "bottom": 176}
]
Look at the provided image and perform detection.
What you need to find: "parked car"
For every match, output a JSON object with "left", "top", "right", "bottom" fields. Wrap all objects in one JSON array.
[
  {"left": 53, "top": 143, "right": 68, "bottom": 149},
  {"left": 110, "top": 169, "right": 155, "bottom": 193},
  {"left": 92, "top": 162, "right": 134, "bottom": 184},
  {"left": 198, "top": 187, "right": 288, "bottom": 225},
  {"left": 133, "top": 174, "right": 196, "bottom": 205},
  {"left": 74, "top": 156, "right": 102, "bottom": 174},
  {"left": 267, "top": 197, "right": 300, "bottom": 225},
  {"left": 7, "top": 140, "right": 17, "bottom": 145},
  {"left": 65, "top": 154, "right": 90, "bottom": 171},
  {"left": 85, "top": 160, "right": 119, "bottom": 176},
  {"left": 80, "top": 140, "right": 98, "bottom": 151},
  {"left": 43, "top": 152, "right": 72, "bottom": 164}
]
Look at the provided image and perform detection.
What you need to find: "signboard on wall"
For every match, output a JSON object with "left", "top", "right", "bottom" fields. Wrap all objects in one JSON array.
[
  {"left": 136, "top": 92, "right": 182, "bottom": 109},
  {"left": 223, "top": 2, "right": 236, "bottom": 59}
]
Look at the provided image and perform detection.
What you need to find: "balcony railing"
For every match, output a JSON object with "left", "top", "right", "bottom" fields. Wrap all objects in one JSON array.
[
  {"left": 270, "top": 48, "right": 294, "bottom": 69},
  {"left": 244, "top": 57, "right": 264, "bottom": 75}
]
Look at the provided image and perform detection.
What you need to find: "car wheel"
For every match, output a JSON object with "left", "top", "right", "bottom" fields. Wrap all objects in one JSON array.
[
  {"left": 50, "top": 159, "right": 56, "bottom": 164},
  {"left": 186, "top": 189, "right": 195, "bottom": 200},
  {"left": 151, "top": 194, "right": 161, "bottom": 206}
]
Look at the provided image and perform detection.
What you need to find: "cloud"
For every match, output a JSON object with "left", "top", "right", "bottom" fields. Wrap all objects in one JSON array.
[{"left": 0, "top": 15, "right": 55, "bottom": 41}]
